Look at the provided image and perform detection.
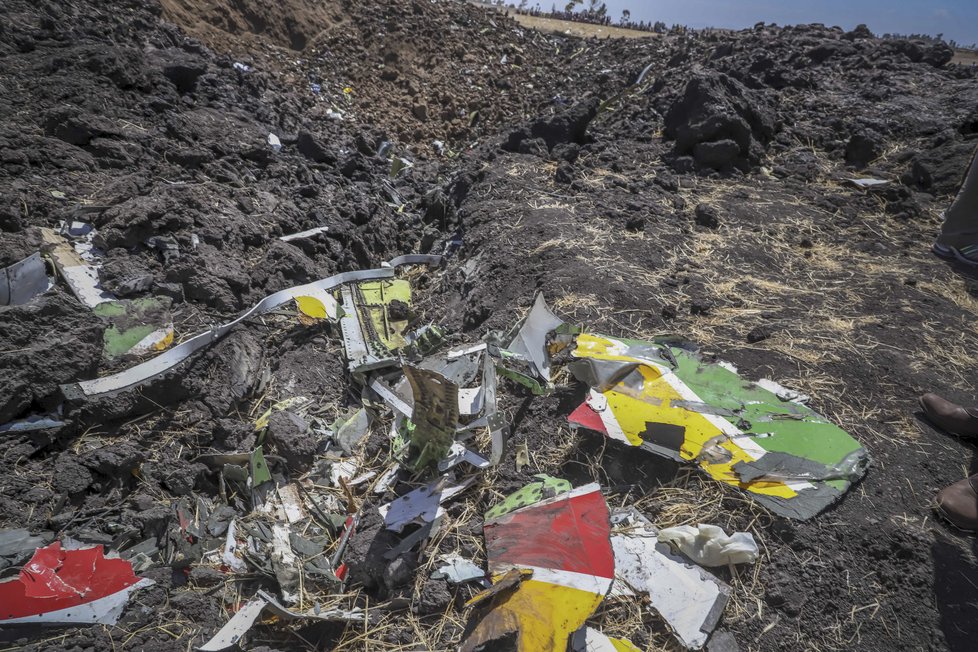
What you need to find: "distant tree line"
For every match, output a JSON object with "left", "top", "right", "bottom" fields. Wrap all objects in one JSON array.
[
  {"left": 499, "top": 0, "right": 671, "bottom": 33},
  {"left": 881, "top": 32, "right": 976, "bottom": 51}
]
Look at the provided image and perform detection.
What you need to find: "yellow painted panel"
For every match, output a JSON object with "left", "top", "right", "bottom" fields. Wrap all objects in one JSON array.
[
  {"left": 610, "top": 638, "right": 643, "bottom": 652},
  {"left": 575, "top": 334, "right": 798, "bottom": 500},
  {"left": 491, "top": 579, "right": 604, "bottom": 652},
  {"left": 295, "top": 295, "right": 328, "bottom": 320}
]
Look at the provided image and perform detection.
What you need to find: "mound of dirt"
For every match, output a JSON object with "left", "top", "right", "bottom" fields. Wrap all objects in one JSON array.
[
  {"left": 2, "top": 0, "right": 978, "bottom": 650},
  {"left": 160, "top": 0, "right": 346, "bottom": 51}
]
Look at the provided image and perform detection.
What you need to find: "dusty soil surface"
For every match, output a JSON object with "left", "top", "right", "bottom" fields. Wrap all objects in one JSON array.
[{"left": 2, "top": 1, "right": 978, "bottom": 651}]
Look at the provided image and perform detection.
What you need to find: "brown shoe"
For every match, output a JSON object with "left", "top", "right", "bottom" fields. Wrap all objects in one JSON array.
[
  {"left": 936, "top": 474, "right": 978, "bottom": 532},
  {"left": 919, "top": 393, "right": 978, "bottom": 438}
]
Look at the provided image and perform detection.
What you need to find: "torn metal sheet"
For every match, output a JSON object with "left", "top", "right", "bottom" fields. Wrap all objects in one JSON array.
[
  {"left": 0, "top": 252, "right": 49, "bottom": 306},
  {"left": 568, "top": 333, "right": 869, "bottom": 520},
  {"left": 339, "top": 285, "right": 384, "bottom": 373},
  {"left": 370, "top": 377, "right": 414, "bottom": 417},
  {"left": 431, "top": 553, "right": 486, "bottom": 585},
  {"left": 222, "top": 520, "right": 247, "bottom": 573},
  {"left": 610, "top": 509, "right": 729, "bottom": 649},
  {"left": 378, "top": 475, "right": 474, "bottom": 533},
  {"left": 60, "top": 255, "right": 441, "bottom": 400},
  {"left": 403, "top": 365, "right": 459, "bottom": 469},
  {"left": 335, "top": 408, "right": 371, "bottom": 454},
  {"left": 571, "top": 628, "right": 642, "bottom": 652},
  {"left": 358, "top": 278, "right": 412, "bottom": 350},
  {"left": 197, "top": 590, "right": 365, "bottom": 652},
  {"left": 384, "top": 520, "right": 435, "bottom": 561},
  {"left": 505, "top": 293, "right": 564, "bottom": 382},
  {"left": 462, "top": 483, "right": 614, "bottom": 652},
  {"left": 270, "top": 524, "right": 300, "bottom": 603},
  {"left": 340, "top": 277, "right": 415, "bottom": 372},
  {"left": 657, "top": 524, "right": 758, "bottom": 567},
  {"left": 0, "top": 541, "right": 154, "bottom": 625},
  {"left": 438, "top": 441, "right": 490, "bottom": 472},
  {"left": 41, "top": 227, "right": 114, "bottom": 307},
  {"left": 276, "top": 484, "right": 306, "bottom": 524},
  {"left": 0, "top": 413, "right": 64, "bottom": 434}
]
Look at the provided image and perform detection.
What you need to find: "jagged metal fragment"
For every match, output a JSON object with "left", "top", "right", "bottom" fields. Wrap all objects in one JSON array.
[
  {"left": 60, "top": 255, "right": 440, "bottom": 400},
  {"left": 505, "top": 293, "right": 564, "bottom": 382},
  {"left": 610, "top": 509, "right": 729, "bottom": 649},
  {"left": 403, "top": 365, "right": 459, "bottom": 469},
  {"left": 0, "top": 252, "right": 49, "bottom": 306},
  {"left": 197, "top": 590, "right": 364, "bottom": 652}
]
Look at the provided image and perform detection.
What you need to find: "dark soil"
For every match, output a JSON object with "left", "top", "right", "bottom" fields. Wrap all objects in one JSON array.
[{"left": 2, "top": 1, "right": 978, "bottom": 650}]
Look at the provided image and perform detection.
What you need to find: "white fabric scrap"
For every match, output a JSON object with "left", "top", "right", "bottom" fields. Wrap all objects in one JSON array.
[{"left": 657, "top": 524, "right": 758, "bottom": 567}]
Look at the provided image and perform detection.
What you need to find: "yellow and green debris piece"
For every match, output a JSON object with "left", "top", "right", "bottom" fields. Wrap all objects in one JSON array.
[{"left": 568, "top": 333, "right": 869, "bottom": 520}]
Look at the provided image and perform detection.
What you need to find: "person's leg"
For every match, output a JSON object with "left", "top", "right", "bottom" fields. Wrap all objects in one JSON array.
[{"left": 935, "top": 145, "right": 978, "bottom": 262}]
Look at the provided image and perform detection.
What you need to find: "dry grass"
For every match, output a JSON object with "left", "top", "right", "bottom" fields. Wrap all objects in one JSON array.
[
  {"left": 952, "top": 49, "right": 978, "bottom": 65},
  {"left": 501, "top": 11, "right": 659, "bottom": 41}
]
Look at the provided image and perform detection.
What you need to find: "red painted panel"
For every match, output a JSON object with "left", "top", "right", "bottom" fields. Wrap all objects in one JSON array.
[
  {"left": 485, "top": 488, "right": 613, "bottom": 580},
  {"left": 568, "top": 401, "right": 607, "bottom": 434},
  {"left": 0, "top": 542, "right": 142, "bottom": 621}
]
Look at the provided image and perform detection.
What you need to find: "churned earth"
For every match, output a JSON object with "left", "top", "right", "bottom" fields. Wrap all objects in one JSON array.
[{"left": 1, "top": 1, "right": 977, "bottom": 650}]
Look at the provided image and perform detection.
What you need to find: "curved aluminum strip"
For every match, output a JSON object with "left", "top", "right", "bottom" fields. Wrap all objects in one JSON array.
[{"left": 62, "top": 255, "right": 441, "bottom": 399}]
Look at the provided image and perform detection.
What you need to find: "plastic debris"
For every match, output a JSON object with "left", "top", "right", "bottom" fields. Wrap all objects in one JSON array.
[
  {"left": 0, "top": 541, "right": 154, "bottom": 625},
  {"left": 267, "top": 132, "right": 282, "bottom": 152},
  {"left": 0, "top": 252, "right": 49, "bottom": 306},
  {"left": 462, "top": 482, "right": 614, "bottom": 652},
  {"left": 279, "top": 226, "right": 329, "bottom": 242},
  {"left": 232, "top": 62, "right": 251, "bottom": 72},
  {"left": 611, "top": 509, "right": 730, "bottom": 649},
  {"left": 431, "top": 553, "right": 486, "bottom": 585},
  {"left": 657, "top": 524, "right": 759, "bottom": 568},
  {"left": 568, "top": 333, "right": 869, "bottom": 520},
  {"left": 845, "top": 177, "right": 889, "bottom": 188},
  {"left": 197, "top": 590, "right": 365, "bottom": 652}
]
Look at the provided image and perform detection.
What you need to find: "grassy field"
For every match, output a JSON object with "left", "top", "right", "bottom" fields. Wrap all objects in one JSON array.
[
  {"left": 953, "top": 49, "right": 978, "bottom": 65},
  {"left": 471, "top": 3, "right": 657, "bottom": 40}
]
